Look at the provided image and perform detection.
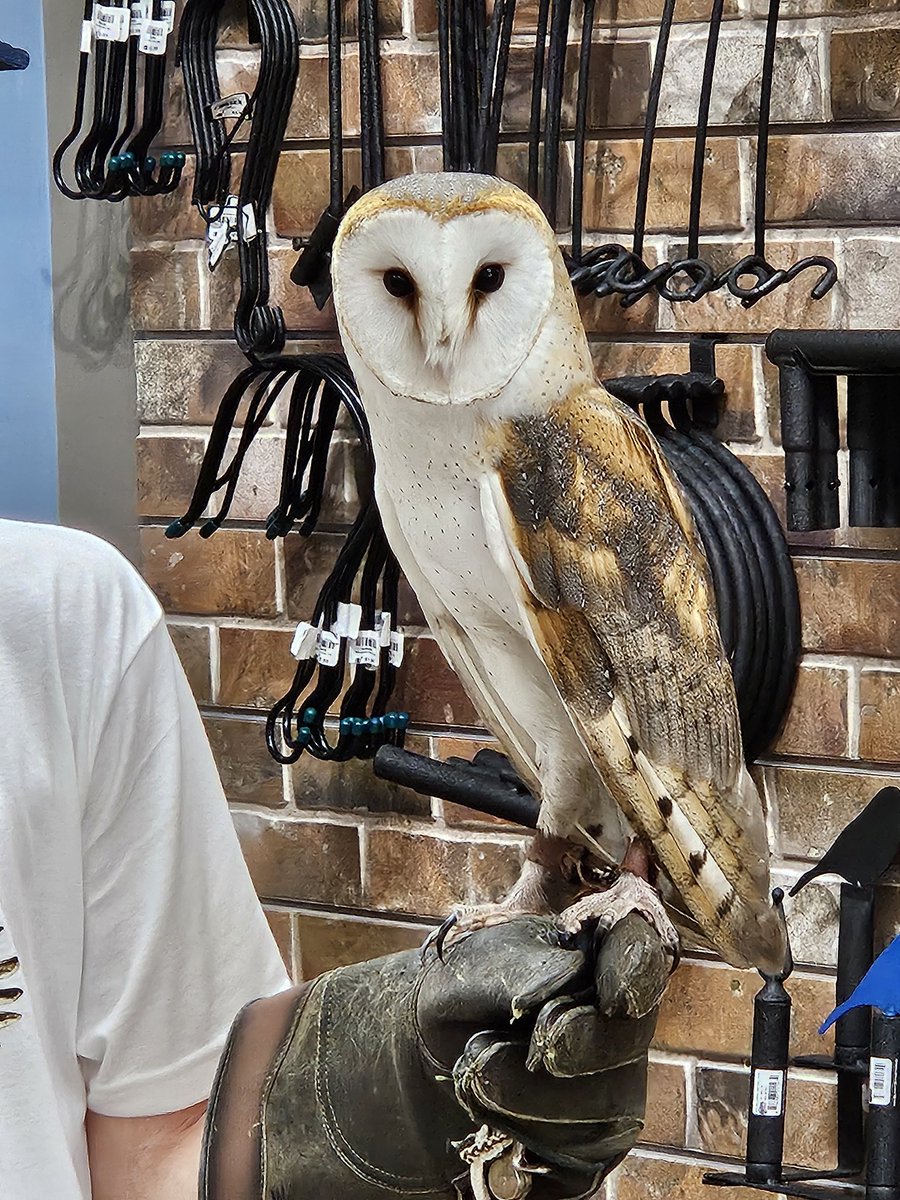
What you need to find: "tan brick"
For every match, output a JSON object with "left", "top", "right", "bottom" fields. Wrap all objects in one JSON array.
[
  {"left": 206, "top": 715, "right": 286, "bottom": 807},
  {"left": 272, "top": 147, "right": 414, "bottom": 237},
  {"left": 136, "top": 434, "right": 206, "bottom": 519},
  {"left": 222, "top": 434, "right": 284, "bottom": 523},
  {"left": 159, "top": 56, "right": 192, "bottom": 145},
  {"left": 296, "top": 914, "right": 429, "bottom": 979},
  {"left": 716, "top": 344, "right": 759, "bottom": 444},
  {"left": 735, "top": 453, "right": 786, "bottom": 528},
  {"left": 654, "top": 961, "right": 833, "bottom": 1059},
  {"left": 642, "top": 1060, "right": 687, "bottom": 1147},
  {"left": 859, "top": 668, "right": 900, "bottom": 763},
  {"left": 141, "top": 527, "right": 278, "bottom": 617},
  {"left": 365, "top": 828, "right": 523, "bottom": 916},
  {"left": 501, "top": 42, "right": 650, "bottom": 134},
  {"left": 291, "top": 0, "right": 402, "bottom": 40},
  {"left": 285, "top": 53, "right": 332, "bottom": 139},
  {"left": 767, "top": 133, "right": 900, "bottom": 226},
  {"left": 696, "top": 1065, "right": 837, "bottom": 1170},
  {"left": 366, "top": 828, "right": 470, "bottom": 915},
  {"left": 380, "top": 51, "right": 442, "bottom": 136},
  {"left": 769, "top": 764, "right": 899, "bottom": 860},
  {"left": 591, "top": 341, "right": 689, "bottom": 382},
  {"left": 665, "top": 240, "right": 837, "bottom": 336},
  {"left": 234, "top": 811, "right": 362, "bottom": 906},
  {"left": 167, "top": 622, "right": 212, "bottom": 704},
  {"left": 795, "top": 556, "right": 900, "bottom": 659},
  {"left": 283, "top": 532, "right": 345, "bottom": 620},
  {"left": 658, "top": 32, "right": 823, "bottom": 126},
  {"left": 135, "top": 340, "right": 255, "bottom": 424},
  {"left": 831, "top": 29, "right": 900, "bottom": 122},
  {"left": 469, "top": 838, "right": 525, "bottom": 903},
  {"left": 131, "top": 159, "right": 203, "bottom": 243},
  {"left": 393, "top": 637, "right": 483, "bottom": 729},
  {"left": 292, "top": 735, "right": 432, "bottom": 817},
  {"left": 613, "top": 1155, "right": 747, "bottom": 1200},
  {"left": 264, "top": 908, "right": 295, "bottom": 976},
  {"left": 218, "top": 626, "right": 296, "bottom": 708},
  {"left": 131, "top": 249, "right": 203, "bottom": 332},
  {"left": 206, "top": 246, "right": 338, "bottom": 333},
  {"left": 772, "top": 662, "right": 850, "bottom": 759},
  {"left": 598, "top": 0, "right": 738, "bottom": 19},
  {"left": 583, "top": 138, "right": 742, "bottom": 234},
  {"left": 578, "top": 256, "right": 660, "bottom": 336},
  {"left": 839, "top": 237, "right": 900, "bottom": 330}
]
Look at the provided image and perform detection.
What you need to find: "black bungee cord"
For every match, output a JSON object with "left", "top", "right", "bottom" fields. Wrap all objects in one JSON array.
[{"left": 54, "top": 1, "right": 185, "bottom": 202}]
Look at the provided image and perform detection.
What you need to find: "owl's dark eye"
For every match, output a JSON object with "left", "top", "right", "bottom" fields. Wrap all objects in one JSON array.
[
  {"left": 383, "top": 269, "right": 415, "bottom": 298},
  {"left": 473, "top": 263, "right": 505, "bottom": 294}
]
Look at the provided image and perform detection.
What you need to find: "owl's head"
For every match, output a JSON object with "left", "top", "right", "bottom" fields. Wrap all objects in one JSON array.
[{"left": 331, "top": 173, "right": 573, "bottom": 405}]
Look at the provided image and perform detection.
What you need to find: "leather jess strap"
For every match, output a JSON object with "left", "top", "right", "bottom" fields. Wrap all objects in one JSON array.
[{"left": 200, "top": 983, "right": 312, "bottom": 1200}]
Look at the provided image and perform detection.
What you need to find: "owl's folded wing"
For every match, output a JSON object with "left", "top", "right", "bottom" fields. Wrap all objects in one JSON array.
[{"left": 480, "top": 384, "right": 784, "bottom": 972}]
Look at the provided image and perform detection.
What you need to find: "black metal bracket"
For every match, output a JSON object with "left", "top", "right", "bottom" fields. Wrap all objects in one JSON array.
[
  {"left": 705, "top": 788, "right": 900, "bottom": 1199},
  {"left": 767, "top": 329, "right": 900, "bottom": 533}
]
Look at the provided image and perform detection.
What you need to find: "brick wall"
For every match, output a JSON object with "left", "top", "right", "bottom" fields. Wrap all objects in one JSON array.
[{"left": 133, "top": 0, "right": 900, "bottom": 1193}]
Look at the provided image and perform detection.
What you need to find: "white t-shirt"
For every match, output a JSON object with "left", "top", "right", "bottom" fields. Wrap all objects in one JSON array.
[{"left": 0, "top": 518, "right": 290, "bottom": 1198}]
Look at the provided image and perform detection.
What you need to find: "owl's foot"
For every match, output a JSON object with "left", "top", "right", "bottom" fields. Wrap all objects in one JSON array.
[
  {"left": 422, "top": 898, "right": 550, "bottom": 962},
  {"left": 558, "top": 871, "right": 680, "bottom": 959}
]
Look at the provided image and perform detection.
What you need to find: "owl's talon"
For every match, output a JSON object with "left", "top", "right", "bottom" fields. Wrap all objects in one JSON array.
[
  {"left": 433, "top": 912, "right": 460, "bottom": 962},
  {"left": 559, "top": 872, "right": 680, "bottom": 958}
]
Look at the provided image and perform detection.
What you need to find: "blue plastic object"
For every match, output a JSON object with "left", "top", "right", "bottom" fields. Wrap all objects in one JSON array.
[{"left": 820, "top": 932, "right": 900, "bottom": 1033}]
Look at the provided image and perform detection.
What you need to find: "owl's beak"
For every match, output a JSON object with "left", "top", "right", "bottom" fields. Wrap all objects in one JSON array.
[{"left": 416, "top": 294, "right": 469, "bottom": 378}]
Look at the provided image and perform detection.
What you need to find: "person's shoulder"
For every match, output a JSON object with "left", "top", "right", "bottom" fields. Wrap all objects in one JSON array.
[{"left": 0, "top": 519, "right": 163, "bottom": 652}]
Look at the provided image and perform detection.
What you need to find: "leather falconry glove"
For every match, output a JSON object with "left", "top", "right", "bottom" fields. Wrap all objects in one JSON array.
[{"left": 199, "top": 913, "right": 672, "bottom": 1200}]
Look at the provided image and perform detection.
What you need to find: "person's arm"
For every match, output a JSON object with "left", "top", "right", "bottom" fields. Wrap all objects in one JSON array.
[{"left": 86, "top": 1103, "right": 207, "bottom": 1200}]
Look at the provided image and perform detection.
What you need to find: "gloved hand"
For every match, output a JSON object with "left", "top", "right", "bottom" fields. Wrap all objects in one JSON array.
[{"left": 200, "top": 913, "right": 672, "bottom": 1200}]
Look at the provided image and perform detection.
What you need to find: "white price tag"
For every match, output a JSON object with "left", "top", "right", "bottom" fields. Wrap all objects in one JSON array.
[
  {"left": 93, "top": 4, "right": 131, "bottom": 41},
  {"left": 751, "top": 1069, "right": 785, "bottom": 1117},
  {"left": 290, "top": 621, "right": 319, "bottom": 661},
  {"left": 316, "top": 630, "right": 340, "bottom": 668},
  {"left": 81, "top": 19, "right": 94, "bottom": 52},
  {"left": 870, "top": 1057, "right": 896, "bottom": 1107},
  {"left": 210, "top": 92, "right": 251, "bottom": 120},
  {"left": 138, "top": 17, "right": 168, "bottom": 53},
  {"left": 332, "top": 602, "right": 362, "bottom": 640},
  {"left": 349, "top": 631, "right": 380, "bottom": 669},
  {"left": 376, "top": 610, "right": 392, "bottom": 647},
  {"left": 160, "top": 0, "right": 176, "bottom": 31},
  {"left": 389, "top": 630, "right": 405, "bottom": 668}
]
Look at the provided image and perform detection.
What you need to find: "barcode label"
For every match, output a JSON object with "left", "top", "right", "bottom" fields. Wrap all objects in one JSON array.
[
  {"left": 81, "top": 19, "right": 94, "bottom": 52},
  {"left": 376, "top": 610, "right": 392, "bottom": 647},
  {"left": 210, "top": 92, "right": 250, "bottom": 120},
  {"left": 389, "top": 630, "right": 405, "bottom": 668},
  {"left": 160, "top": 0, "right": 176, "bottom": 30},
  {"left": 130, "top": 1, "right": 146, "bottom": 35},
  {"left": 751, "top": 1069, "right": 785, "bottom": 1117},
  {"left": 316, "top": 630, "right": 340, "bottom": 668},
  {"left": 349, "top": 631, "right": 380, "bottom": 669},
  {"left": 138, "top": 17, "right": 168, "bottom": 53},
  {"left": 93, "top": 5, "right": 130, "bottom": 41},
  {"left": 870, "top": 1057, "right": 895, "bottom": 1107},
  {"left": 332, "top": 602, "right": 362, "bottom": 640}
]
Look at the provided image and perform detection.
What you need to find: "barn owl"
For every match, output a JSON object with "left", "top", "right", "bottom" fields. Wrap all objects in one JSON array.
[{"left": 331, "top": 172, "right": 786, "bottom": 974}]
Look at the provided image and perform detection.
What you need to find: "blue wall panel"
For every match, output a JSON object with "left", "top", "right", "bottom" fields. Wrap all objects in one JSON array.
[{"left": 0, "top": 6, "right": 58, "bottom": 523}]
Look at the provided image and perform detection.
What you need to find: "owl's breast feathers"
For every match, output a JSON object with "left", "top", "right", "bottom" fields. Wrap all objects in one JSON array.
[{"left": 483, "top": 384, "right": 785, "bottom": 973}]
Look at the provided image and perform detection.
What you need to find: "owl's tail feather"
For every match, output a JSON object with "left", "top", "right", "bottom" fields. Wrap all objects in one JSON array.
[{"left": 573, "top": 701, "right": 787, "bottom": 976}]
